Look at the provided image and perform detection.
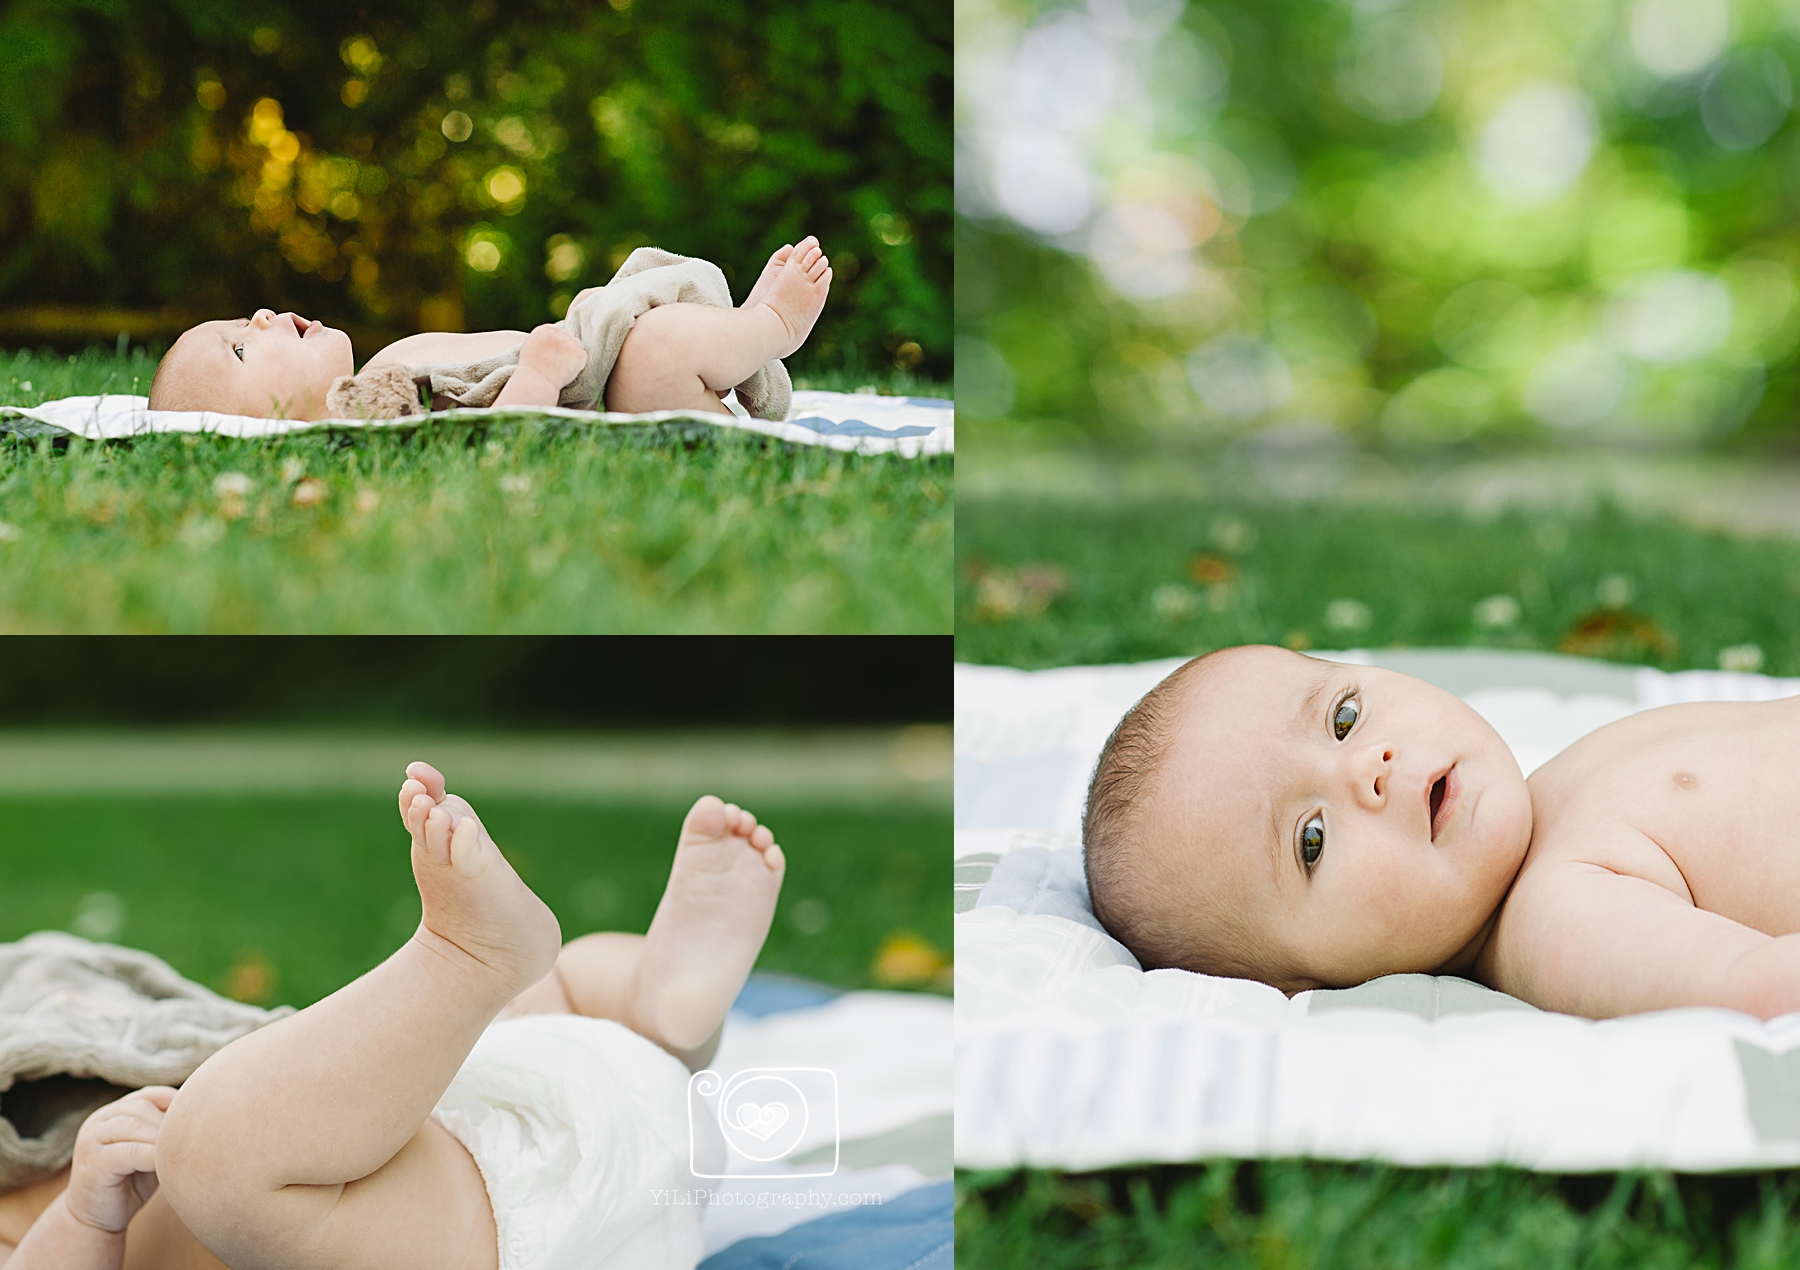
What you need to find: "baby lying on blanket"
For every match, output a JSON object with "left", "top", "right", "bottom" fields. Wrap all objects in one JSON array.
[
  {"left": 1084, "top": 644, "right": 1800, "bottom": 1021},
  {"left": 146, "top": 238, "right": 832, "bottom": 422},
  {"left": 2, "top": 761, "right": 785, "bottom": 1270}
]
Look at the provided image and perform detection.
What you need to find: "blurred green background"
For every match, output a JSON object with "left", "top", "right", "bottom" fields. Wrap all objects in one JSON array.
[
  {"left": 0, "top": 637, "right": 951, "bottom": 1008},
  {"left": 956, "top": 0, "right": 1800, "bottom": 448},
  {"left": 0, "top": 0, "right": 949, "bottom": 379}
]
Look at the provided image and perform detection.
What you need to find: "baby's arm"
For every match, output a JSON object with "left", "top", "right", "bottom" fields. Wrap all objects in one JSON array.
[
  {"left": 6, "top": 1087, "right": 174, "bottom": 1270},
  {"left": 490, "top": 324, "right": 585, "bottom": 410},
  {"left": 1494, "top": 845, "right": 1800, "bottom": 1019}
]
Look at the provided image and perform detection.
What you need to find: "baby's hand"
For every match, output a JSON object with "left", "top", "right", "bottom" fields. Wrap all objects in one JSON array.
[
  {"left": 518, "top": 324, "right": 586, "bottom": 389},
  {"left": 64, "top": 1087, "right": 175, "bottom": 1234}
]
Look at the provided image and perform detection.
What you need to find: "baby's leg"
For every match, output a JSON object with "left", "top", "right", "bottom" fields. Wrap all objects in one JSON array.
[
  {"left": 496, "top": 796, "right": 785, "bottom": 1072},
  {"left": 154, "top": 769, "right": 562, "bottom": 1270},
  {"left": 604, "top": 237, "right": 831, "bottom": 414}
]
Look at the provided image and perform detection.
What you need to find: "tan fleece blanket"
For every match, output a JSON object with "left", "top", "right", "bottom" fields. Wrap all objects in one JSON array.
[
  {"left": 0, "top": 931, "right": 291, "bottom": 1189},
  {"left": 326, "top": 247, "right": 792, "bottom": 422}
]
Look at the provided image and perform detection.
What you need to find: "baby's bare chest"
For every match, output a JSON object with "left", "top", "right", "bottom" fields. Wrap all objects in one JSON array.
[
  {"left": 1526, "top": 699, "right": 1800, "bottom": 934},
  {"left": 364, "top": 329, "right": 530, "bottom": 371}
]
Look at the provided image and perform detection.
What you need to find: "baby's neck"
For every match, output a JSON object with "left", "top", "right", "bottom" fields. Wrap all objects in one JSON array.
[{"left": 1433, "top": 903, "right": 1506, "bottom": 981}]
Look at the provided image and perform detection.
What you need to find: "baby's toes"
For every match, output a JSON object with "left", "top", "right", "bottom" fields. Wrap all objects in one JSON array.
[
  {"left": 681, "top": 794, "right": 729, "bottom": 843},
  {"left": 399, "top": 777, "right": 427, "bottom": 823},
  {"left": 423, "top": 803, "right": 456, "bottom": 865},
  {"left": 449, "top": 814, "right": 483, "bottom": 873},
  {"left": 404, "top": 791, "right": 435, "bottom": 846},
  {"left": 750, "top": 824, "right": 774, "bottom": 851},
  {"left": 406, "top": 761, "right": 448, "bottom": 801}
]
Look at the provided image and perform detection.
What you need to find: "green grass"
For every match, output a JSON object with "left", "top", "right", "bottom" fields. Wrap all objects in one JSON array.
[
  {"left": 0, "top": 793, "right": 948, "bottom": 1009},
  {"left": 957, "top": 496, "right": 1800, "bottom": 674},
  {"left": 957, "top": 485, "right": 1800, "bottom": 1266},
  {"left": 0, "top": 346, "right": 951, "bottom": 632},
  {"left": 958, "top": 1162, "right": 1800, "bottom": 1270}
]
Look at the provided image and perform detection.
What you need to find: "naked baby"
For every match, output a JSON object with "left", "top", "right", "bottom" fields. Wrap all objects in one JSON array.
[
  {"left": 146, "top": 237, "right": 832, "bottom": 422},
  {"left": 0, "top": 762, "right": 785, "bottom": 1270},
  {"left": 1084, "top": 644, "right": 1800, "bottom": 1021}
]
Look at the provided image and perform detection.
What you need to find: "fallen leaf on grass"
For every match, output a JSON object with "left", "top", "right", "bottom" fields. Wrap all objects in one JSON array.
[
  {"left": 871, "top": 932, "right": 949, "bottom": 988},
  {"left": 972, "top": 562, "right": 1069, "bottom": 620},
  {"left": 1189, "top": 554, "right": 1237, "bottom": 585},
  {"left": 1558, "top": 609, "right": 1675, "bottom": 660}
]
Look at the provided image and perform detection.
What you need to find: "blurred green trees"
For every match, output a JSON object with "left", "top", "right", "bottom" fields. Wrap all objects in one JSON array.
[
  {"left": 0, "top": 0, "right": 949, "bottom": 375},
  {"left": 957, "top": 0, "right": 1800, "bottom": 446}
]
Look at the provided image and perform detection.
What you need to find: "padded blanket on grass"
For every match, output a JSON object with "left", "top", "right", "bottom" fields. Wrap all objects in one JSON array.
[
  {"left": 955, "top": 649, "right": 1800, "bottom": 1172},
  {"left": 700, "top": 976, "right": 951, "bottom": 1270},
  {"left": 0, "top": 390, "right": 952, "bottom": 458}
]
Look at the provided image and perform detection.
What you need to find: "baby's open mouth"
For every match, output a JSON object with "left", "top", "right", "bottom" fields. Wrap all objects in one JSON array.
[{"left": 1428, "top": 765, "right": 1458, "bottom": 841}]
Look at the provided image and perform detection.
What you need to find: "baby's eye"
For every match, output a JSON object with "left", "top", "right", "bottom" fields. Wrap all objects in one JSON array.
[
  {"left": 1333, "top": 696, "right": 1359, "bottom": 740},
  {"left": 1300, "top": 814, "right": 1325, "bottom": 868},
  {"left": 233, "top": 345, "right": 244, "bottom": 361}
]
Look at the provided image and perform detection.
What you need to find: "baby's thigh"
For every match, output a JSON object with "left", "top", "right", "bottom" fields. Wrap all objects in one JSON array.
[{"left": 305, "top": 1119, "right": 496, "bottom": 1270}]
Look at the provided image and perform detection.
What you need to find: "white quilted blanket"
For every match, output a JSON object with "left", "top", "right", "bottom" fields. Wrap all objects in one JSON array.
[
  {"left": 956, "top": 649, "right": 1800, "bottom": 1172},
  {"left": 0, "top": 390, "right": 952, "bottom": 458}
]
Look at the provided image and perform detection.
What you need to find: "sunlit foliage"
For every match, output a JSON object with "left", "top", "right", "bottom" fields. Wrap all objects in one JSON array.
[
  {"left": 957, "top": 0, "right": 1800, "bottom": 445},
  {"left": 0, "top": 0, "right": 949, "bottom": 377}
]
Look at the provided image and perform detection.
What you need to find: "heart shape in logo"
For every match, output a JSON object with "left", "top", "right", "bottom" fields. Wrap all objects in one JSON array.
[{"left": 733, "top": 1101, "right": 790, "bottom": 1141}]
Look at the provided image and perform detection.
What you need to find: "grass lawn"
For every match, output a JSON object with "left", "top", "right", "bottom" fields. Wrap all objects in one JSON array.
[
  {"left": 957, "top": 495, "right": 1800, "bottom": 675},
  {"left": 0, "top": 792, "right": 949, "bottom": 1010},
  {"left": 0, "top": 346, "right": 951, "bottom": 632},
  {"left": 957, "top": 481, "right": 1800, "bottom": 1266}
]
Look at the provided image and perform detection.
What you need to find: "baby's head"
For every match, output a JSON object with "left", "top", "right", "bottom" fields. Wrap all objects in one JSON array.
[
  {"left": 149, "top": 310, "right": 354, "bottom": 420},
  {"left": 1083, "top": 645, "right": 1534, "bottom": 993}
]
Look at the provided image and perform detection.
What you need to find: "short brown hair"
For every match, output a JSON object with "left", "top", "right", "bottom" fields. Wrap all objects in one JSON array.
[
  {"left": 147, "top": 338, "right": 212, "bottom": 412},
  {"left": 1082, "top": 649, "right": 1266, "bottom": 976}
]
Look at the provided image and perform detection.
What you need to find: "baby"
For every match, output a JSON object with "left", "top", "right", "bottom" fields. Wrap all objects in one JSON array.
[
  {"left": 1084, "top": 644, "right": 1800, "bottom": 1021},
  {"left": 0, "top": 762, "right": 785, "bottom": 1270},
  {"left": 146, "top": 237, "right": 832, "bottom": 421}
]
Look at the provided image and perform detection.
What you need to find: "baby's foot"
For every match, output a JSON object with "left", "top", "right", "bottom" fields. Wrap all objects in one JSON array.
[
  {"left": 632, "top": 796, "right": 785, "bottom": 1053},
  {"left": 398, "top": 761, "right": 561, "bottom": 997},
  {"left": 741, "top": 244, "right": 793, "bottom": 311},
  {"left": 750, "top": 235, "right": 831, "bottom": 360}
]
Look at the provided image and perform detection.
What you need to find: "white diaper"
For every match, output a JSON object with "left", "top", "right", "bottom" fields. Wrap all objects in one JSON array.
[{"left": 430, "top": 1013, "right": 701, "bottom": 1270}]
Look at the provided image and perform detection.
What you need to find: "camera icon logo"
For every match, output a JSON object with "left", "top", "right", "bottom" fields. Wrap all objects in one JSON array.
[{"left": 687, "top": 1066, "right": 839, "bottom": 1178}]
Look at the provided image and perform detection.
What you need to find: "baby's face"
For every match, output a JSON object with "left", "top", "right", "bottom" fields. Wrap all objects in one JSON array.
[
  {"left": 164, "top": 310, "right": 354, "bottom": 420},
  {"left": 1151, "top": 646, "right": 1533, "bottom": 991}
]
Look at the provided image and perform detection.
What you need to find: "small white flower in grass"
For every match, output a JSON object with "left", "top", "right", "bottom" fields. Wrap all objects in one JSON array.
[
  {"left": 1719, "top": 644, "right": 1765, "bottom": 673},
  {"left": 0, "top": 523, "right": 20, "bottom": 543},
  {"left": 291, "top": 478, "right": 327, "bottom": 507},
  {"left": 1474, "top": 594, "right": 1521, "bottom": 628},
  {"left": 214, "top": 471, "right": 253, "bottom": 520},
  {"left": 1326, "top": 598, "right": 1372, "bottom": 631},
  {"left": 179, "top": 515, "right": 224, "bottom": 550},
  {"left": 279, "top": 457, "right": 306, "bottom": 484},
  {"left": 1151, "top": 583, "right": 1198, "bottom": 618},
  {"left": 1596, "top": 573, "right": 1635, "bottom": 607},
  {"left": 499, "top": 473, "right": 532, "bottom": 497},
  {"left": 354, "top": 488, "right": 380, "bottom": 513},
  {"left": 18, "top": 382, "right": 30, "bottom": 392}
]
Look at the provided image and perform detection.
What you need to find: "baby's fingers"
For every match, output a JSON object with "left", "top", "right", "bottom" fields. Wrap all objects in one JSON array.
[{"left": 94, "top": 1138, "right": 158, "bottom": 1177}]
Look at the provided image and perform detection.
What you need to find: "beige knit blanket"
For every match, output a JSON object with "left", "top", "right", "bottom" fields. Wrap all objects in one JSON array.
[
  {"left": 326, "top": 247, "right": 792, "bottom": 422},
  {"left": 0, "top": 931, "right": 291, "bottom": 1189}
]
